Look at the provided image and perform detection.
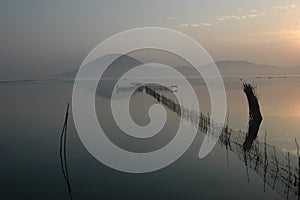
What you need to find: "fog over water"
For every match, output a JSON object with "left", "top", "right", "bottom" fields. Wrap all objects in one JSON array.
[{"left": 2, "top": 76, "right": 299, "bottom": 199}]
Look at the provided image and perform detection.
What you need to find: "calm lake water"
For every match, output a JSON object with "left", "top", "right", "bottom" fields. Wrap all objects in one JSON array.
[{"left": 1, "top": 77, "right": 300, "bottom": 199}]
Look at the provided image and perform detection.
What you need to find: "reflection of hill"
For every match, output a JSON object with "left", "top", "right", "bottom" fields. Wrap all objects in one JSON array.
[{"left": 71, "top": 54, "right": 143, "bottom": 99}]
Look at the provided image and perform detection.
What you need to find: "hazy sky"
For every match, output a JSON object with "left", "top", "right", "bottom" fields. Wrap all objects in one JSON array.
[{"left": 0, "top": 0, "right": 299, "bottom": 79}]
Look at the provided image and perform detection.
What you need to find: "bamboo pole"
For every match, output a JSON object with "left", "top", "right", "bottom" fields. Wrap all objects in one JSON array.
[
  {"left": 295, "top": 138, "right": 300, "bottom": 200},
  {"left": 59, "top": 103, "right": 72, "bottom": 200}
]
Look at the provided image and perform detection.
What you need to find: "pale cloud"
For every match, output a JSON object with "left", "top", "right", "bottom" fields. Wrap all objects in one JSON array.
[
  {"left": 216, "top": 15, "right": 241, "bottom": 21},
  {"left": 179, "top": 9, "right": 267, "bottom": 28},
  {"left": 179, "top": 23, "right": 211, "bottom": 28},
  {"left": 200, "top": 23, "right": 212, "bottom": 26},
  {"left": 179, "top": 23, "right": 189, "bottom": 27},
  {"left": 191, "top": 23, "right": 200, "bottom": 27},
  {"left": 214, "top": 10, "right": 266, "bottom": 22},
  {"left": 246, "top": 14, "right": 257, "bottom": 18},
  {"left": 273, "top": 4, "right": 296, "bottom": 14},
  {"left": 243, "top": 12, "right": 266, "bottom": 18},
  {"left": 272, "top": 4, "right": 296, "bottom": 14},
  {"left": 273, "top": 4, "right": 296, "bottom": 10}
]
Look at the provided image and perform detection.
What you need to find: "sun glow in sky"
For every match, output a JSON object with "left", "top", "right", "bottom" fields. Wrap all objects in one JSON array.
[
  {"left": 0, "top": 0, "right": 300, "bottom": 79},
  {"left": 174, "top": 1, "right": 300, "bottom": 67}
]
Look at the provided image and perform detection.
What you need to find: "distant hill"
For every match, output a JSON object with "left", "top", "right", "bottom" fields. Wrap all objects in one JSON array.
[
  {"left": 176, "top": 60, "right": 300, "bottom": 77},
  {"left": 54, "top": 59, "right": 300, "bottom": 78},
  {"left": 209, "top": 60, "right": 300, "bottom": 76},
  {"left": 54, "top": 54, "right": 142, "bottom": 78}
]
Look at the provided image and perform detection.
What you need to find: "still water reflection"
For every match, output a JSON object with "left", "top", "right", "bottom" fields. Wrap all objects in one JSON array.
[{"left": 1, "top": 77, "right": 300, "bottom": 199}]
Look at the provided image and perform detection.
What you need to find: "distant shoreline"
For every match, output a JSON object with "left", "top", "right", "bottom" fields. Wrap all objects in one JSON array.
[{"left": 2, "top": 75, "right": 300, "bottom": 84}]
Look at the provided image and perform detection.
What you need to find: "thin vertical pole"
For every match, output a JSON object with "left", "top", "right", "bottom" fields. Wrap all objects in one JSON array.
[
  {"left": 287, "top": 152, "right": 291, "bottom": 200},
  {"left": 295, "top": 138, "right": 300, "bottom": 200},
  {"left": 272, "top": 146, "right": 279, "bottom": 190},
  {"left": 60, "top": 103, "right": 72, "bottom": 200},
  {"left": 264, "top": 131, "right": 268, "bottom": 193}
]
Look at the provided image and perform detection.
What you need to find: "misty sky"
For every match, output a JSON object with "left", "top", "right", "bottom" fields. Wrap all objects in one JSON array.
[{"left": 0, "top": 0, "right": 299, "bottom": 79}]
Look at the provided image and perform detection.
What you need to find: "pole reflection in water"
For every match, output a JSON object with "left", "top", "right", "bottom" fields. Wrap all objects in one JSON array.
[{"left": 136, "top": 83, "right": 300, "bottom": 200}]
